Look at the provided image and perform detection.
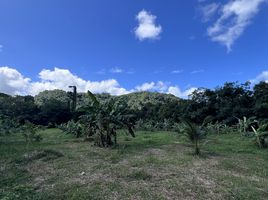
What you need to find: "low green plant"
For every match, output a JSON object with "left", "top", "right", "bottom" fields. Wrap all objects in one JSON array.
[
  {"left": 172, "top": 122, "right": 184, "bottom": 133},
  {"left": 135, "top": 120, "right": 156, "bottom": 131},
  {"left": 220, "top": 124, "right": 237, "bottom": 134},
  {"left": 251, "top": 124, "right": 268, "bottom": 148},
  {"left": 181, "top": 120, "right": 206, "bottom": 155},
  {"left": 59, "top": 120, "right": 83, "bottom": 138},
  {"left": 236, "top": 116, "right": 257, "bottom": 136},
  {"left": 20, "top": 121, "right": 42, "bottom": 142},
  {"left": 205, "top": 122, "right": 237, "bottom": 135},
  {"left": 205, "top": 122, "right": 222, "bottom": 134},
  {"left": 135, "top": 119, "right": 175, "bottom": 132}
]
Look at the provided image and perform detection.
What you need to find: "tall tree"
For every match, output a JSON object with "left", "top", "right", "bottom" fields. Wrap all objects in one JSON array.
[{"left": 254, "top": 81, "right": 268, "bottom": 121}]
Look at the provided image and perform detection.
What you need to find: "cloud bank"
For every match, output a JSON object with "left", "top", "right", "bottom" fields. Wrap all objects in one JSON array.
[
  {"left": 135, "top": 81, "right": 197, "bottom": 99},
  {"left": 251, "top": 70, "right": 268, "bottom": 83},
  {"left": 0, "top": 66, "right": 196, "bottom": 98}
]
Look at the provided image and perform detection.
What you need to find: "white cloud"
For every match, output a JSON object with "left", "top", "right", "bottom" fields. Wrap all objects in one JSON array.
[
  {"left": 0, "top": 67, "right": 130, "bottom": 96},
  {"left": 135, "top": 81, "right": 197, "bottom": 98},
  {"left": 0, "top": 67, "right": 31, "bottom": 95},
  {"left": 0, "top": 45, "right": 3, "bottom": 52},
  {"left": 97, "top": 67, "right": 132, "bottom": 74},
  {"left": 207, "top": 0, "right": 268, "bottom": 52},
  {"left": 0, "top": 67, "right": 196, "bottom": 99},
  {"left": 135, "top": 81, "right": 168, "bottom": 92},
  {"left": 251, "top": 71, "right": 268, "bottom": 83},
  {"left": 171, "top": 70, "right": 183, "bottom": 74},
  {"left": 30, "top": 68, "right": 130, "bottom": 96},
  {"left": 135, "top": 82, "right": 155, "bottom": 91},
  {"left": 110, "top": 67, "right": 123, "bottom": 74},
  {"left": 167, "top": 86, "right": 197, "bottom": 99},
  {"left": 199, "top": 3, "right": 220, "bottom": 22},
  {"left": 134, "top": 10, "right": 162, "bottom": 41}
]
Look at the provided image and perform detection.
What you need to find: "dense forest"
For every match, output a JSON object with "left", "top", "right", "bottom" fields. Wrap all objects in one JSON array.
[{"left": 1, "top": 81, "right": 267, "bottom": 129}]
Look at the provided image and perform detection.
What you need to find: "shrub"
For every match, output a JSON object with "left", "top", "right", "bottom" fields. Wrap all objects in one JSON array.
[
  {"left": 20, "top": 121, "right": 42, "bottom": 142},
  {"left": 59, "top": 120, "right": 83, "bottom": 138},
  {"left": 0, "top": 116, "right": 20, "bottom": 135}
]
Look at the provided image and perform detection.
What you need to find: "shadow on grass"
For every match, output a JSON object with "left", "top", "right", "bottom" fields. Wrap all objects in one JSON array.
[{"left": 14, "top": 149, "right": 64, "bottom": 164}]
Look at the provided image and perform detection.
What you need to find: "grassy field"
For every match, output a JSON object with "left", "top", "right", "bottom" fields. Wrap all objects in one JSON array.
[{"left": 1, "top": 129, "right": 268, "bottom": 200}]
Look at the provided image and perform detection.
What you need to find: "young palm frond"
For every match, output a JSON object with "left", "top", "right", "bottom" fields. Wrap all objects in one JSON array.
[{"left": 181, "top": 120, "right": 206, "bottom": 155}]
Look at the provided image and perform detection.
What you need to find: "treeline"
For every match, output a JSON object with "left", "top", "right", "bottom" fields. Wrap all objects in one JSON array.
[
  {"left": 0, "top": 93, "right": 71, "bottom": 126},
  {"left": 183, "top": 81, "right": 268, "bottom": 124},
  {"left": 0, "top": 81, "right": 267, "bottom": 129}
]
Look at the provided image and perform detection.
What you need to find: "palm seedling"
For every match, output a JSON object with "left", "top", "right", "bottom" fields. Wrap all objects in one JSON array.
[{"left": 181, "top": 120, "right": 206, "bottom": 155}]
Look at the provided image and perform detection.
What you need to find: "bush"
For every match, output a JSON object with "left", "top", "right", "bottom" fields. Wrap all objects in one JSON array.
[
  {"left": 20, "top": 121, "right": 43, "bottom": 142},
  {"left": 0, "top": 116, "right": 20, "bottom": 135},
  {"left": 58, "top": 120, "right": 83, "bottom": 138}
]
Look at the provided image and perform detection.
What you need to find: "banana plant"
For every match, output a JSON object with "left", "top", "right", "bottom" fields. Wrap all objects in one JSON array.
[
  {"left": 78, "top": 91, "right": 135, "bottom": 147},
  {"left": 236, "top": 116, "right": 257, "bottom": 136},
  {"left": 251, "top": 124, "right": 268, "bottom": 148}
]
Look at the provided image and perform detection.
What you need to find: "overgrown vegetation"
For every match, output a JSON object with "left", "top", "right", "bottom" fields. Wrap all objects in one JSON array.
[
  {"left": 1, "top": 81, "right": 268, "bottom": 147},
  {"left": 1, "top": 81, "right": 268, "bottom": 199},
  {"left": 60, "top": 91, "right": 136, "bottom": 147}
]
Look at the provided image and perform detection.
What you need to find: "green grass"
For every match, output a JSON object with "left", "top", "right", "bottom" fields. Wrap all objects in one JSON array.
[{"left": 1, "top": 129, "right": 268, "bottom": 199}]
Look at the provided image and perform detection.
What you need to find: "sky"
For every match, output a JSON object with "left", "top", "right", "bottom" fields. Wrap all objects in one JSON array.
[{"left": 0, "top": 0, "right": 268, "bottom": 98}]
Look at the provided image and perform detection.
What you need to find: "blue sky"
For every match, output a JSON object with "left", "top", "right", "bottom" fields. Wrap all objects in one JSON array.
[{"left": 0, "top": 0, "right": 268, "bottom": 97}]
